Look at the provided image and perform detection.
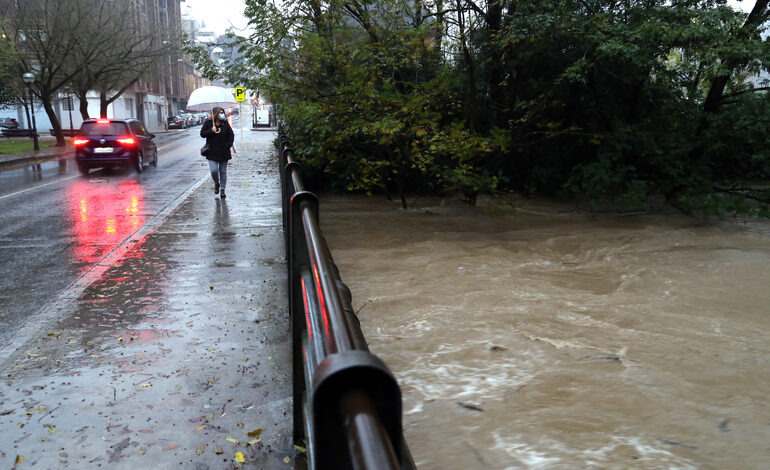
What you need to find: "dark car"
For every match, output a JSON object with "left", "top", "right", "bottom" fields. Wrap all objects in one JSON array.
[
  {"left": 0, "top": 118, "right": 19, "bottom": 129},
  {"left": 167, "top": 115, "right": 187, "bottom": 129},
  {"left": 74, "top": 118, "right": 157, "bottom": 175}
]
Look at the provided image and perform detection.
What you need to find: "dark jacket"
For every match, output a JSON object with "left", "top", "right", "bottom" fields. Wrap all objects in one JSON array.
[{"left": 200, "top": 118, "right": 234, "bottom": 162}]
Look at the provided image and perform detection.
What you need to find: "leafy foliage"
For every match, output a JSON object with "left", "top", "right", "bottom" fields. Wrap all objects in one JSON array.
[
  {"left": 199, "top": 0, "right": 770, "bottom": 215},
  {"left": 0, "top": 17, "right": 22, "bottom": 106}
]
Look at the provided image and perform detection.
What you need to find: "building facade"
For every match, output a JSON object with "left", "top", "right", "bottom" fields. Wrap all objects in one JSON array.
[{"left": 1, "top": 0, "right": 209, "bottom": 133}]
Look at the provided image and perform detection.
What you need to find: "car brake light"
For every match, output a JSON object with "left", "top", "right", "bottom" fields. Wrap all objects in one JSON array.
[
  {"left": 73, "top": 138, "right": 89, "bottom": 145},
  {"left": 97, "top": 119, "right": 110, "bottom": 124},
  {"left": 117, "top": 137, "right": 135, "bottom": 145}
]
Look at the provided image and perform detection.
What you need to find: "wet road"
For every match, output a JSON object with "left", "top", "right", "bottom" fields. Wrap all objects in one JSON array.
[{"left": 0, "top": 127, "right": 209, "bottom": 347}]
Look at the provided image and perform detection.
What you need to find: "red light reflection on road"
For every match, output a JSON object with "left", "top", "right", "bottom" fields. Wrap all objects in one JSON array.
[{"left": 69, "top": 180, "right": 145, "bottom": 266}]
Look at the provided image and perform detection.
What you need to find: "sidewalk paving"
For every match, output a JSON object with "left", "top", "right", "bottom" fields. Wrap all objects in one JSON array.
[{"left": 0, "top": 130, "right": 294, "bottom": 469}]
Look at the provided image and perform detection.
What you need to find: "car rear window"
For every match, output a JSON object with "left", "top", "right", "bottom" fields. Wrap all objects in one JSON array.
[{"left": 80, "top": 122, "right": 130, "bottom": 136}]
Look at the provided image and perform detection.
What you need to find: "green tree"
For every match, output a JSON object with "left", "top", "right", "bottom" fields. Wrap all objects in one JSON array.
[
  {"left": 196, "top": 0, "right": 770, "bottom": 216},
  {"left": 0, "top": 16, "right": 22, "bottom": 106}
]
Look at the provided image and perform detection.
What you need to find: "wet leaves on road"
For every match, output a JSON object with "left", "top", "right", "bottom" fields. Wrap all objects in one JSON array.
[
  {"left": 247, "top": 428, "right": 262, "bottom": 437},
  {"left": 234, "top": 451, "right": 245, "bottom": 463},
  {"left": 214, "top": 446, "right": 223, "bottom": 455},
  {"left": 28, "top": 405, "right": 46, "bottom": 414}
]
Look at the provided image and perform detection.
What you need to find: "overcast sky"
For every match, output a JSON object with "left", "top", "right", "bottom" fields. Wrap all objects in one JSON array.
[
  {"left": 182, "top": 0, "right": 250, "bottom": 36},
  {"left": 727, "top": 0, "right": 752, "bottom": 11}
]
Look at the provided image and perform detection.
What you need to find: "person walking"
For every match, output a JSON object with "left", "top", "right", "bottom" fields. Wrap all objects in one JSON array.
[{"left": 200, "top": 107, "right": 234, "bottom": 198}]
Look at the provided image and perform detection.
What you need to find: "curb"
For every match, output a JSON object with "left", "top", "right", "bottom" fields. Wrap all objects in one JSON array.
[{"left": 0, "top": 151, "right": 71, "bottom": 171}]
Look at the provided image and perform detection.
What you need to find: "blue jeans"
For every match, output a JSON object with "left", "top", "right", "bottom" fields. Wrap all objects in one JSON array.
[{"left": 208, "top": 160, "right": 228, "bottom": 189}]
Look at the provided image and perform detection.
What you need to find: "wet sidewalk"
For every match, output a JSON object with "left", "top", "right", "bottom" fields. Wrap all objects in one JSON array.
[{"left": 0, "top": 131, "right": 294, "bottom": 468}]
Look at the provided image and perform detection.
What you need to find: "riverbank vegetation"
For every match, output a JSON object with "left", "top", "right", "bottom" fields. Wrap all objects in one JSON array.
[{"left": 195, "top": 0, "right": 770, "bottom": 216}]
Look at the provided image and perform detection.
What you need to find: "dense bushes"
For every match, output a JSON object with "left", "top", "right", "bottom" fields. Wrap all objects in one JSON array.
[{"left": 205, "top": 0, "right": 770, "bottom": 214}]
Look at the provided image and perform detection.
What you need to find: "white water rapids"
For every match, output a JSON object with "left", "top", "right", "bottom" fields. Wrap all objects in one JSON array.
[{"left": 321, "top": 194, "right": 770, "bottom": 469}]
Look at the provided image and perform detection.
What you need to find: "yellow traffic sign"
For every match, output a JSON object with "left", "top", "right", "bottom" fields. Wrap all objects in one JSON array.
[{"left": 235, "top": 87, "right": 246, "bottom": 102}]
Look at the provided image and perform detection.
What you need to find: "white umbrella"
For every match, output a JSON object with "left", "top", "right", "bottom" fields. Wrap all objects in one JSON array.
[{"left": 186, "top": 86, "right": 237, "bottom": 112}]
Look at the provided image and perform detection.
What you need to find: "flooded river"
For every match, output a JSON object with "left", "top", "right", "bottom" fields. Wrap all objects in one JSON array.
[{"left": 320, "top": 194, "right": 770, "bottom": 469}]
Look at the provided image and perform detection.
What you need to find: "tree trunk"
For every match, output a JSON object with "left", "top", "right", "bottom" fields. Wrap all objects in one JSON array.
[
  {"left": 702, "top": 0, "right": 769, "bottom": 114},
  {"left": 689, "top": 0, "right": 770, "bottom": 161},
  {"left": 77, "top": 89, "right": 90, "bottom": 120},
  {"left": 456, "top": 0, "right": 478, "bottom": 130},
  {"left": 484, "top": 0, "right": 504, "bottom": 123},
  {"left": 396, "top": 176, "right": 407, "bottom": 209},
  {"left": 99, "top": 91, "right": 109, "bottom": 118},
  {"left": 41, "top": 94, "right": 65, "bottom": 147}
]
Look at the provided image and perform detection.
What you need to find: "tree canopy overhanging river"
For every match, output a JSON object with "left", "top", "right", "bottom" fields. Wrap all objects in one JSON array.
[{"left": 320, "top": 194, "right": 770, "bottom": 470}]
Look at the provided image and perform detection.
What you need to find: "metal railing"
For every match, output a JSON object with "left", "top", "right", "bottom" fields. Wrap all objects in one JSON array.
[{"left": 279, "top": 129, "right": 416, "bottom": 470}]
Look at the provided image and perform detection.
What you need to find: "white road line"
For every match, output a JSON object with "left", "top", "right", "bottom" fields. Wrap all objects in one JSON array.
[
  {"left": 0, "top": 174, "right": 80, "bottom": 200},
  {"left": 0, "top": 172, "right": 209, "bottom": 362}
]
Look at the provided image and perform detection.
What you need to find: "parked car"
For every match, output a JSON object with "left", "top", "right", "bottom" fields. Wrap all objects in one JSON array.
[
  {"left": 74, "top": 118, "right": 158, "bottom": 175},
  {"left": 179, "top": 113, "right": 196, "bottom": 127},
  {"left": 167, "top": 115, "right": 187, "bottom": 129},
  {"left": 0, "top": 117, "right": 19, "bottom": 129},
  {"left": 196, "top": 112, "right": 208, "bottom": 124}
]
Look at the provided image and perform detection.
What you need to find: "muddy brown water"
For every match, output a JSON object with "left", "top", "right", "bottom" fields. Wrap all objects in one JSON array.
[{"left": 319, "top": 194, "right": 770, "bottom": 469}]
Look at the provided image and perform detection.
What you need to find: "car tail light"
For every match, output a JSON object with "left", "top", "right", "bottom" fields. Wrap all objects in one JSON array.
[
  {"left": 97, "top": 119, "right": 110, "bottom": 124},
  {"left": 73, "top": 138, "right": 89, "bottom": 145},
  {"left": 117, "top": 137, "right": 135, "bottom": 145}
]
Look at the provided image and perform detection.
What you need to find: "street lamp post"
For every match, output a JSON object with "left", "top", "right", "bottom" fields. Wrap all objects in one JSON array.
[{"left": 22, "top": 72, "right": 39, "bottom": 151}]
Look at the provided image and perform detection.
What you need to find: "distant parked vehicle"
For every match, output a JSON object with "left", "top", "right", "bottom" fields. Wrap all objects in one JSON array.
[
  {"left": 180, "top": 113, "right": 196, "bottom": 127},
  {"left": 167, "top": 115, "right": 187, "bottom": 129},
  {"left": 0, "top": 118, "right": 19, "bottom": 129},
  {"left": 254, "top": 105, "right": 271, "bottom": 127}
]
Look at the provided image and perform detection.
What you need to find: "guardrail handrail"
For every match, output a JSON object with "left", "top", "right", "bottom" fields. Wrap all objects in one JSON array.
[{"left": 279, "top": 128, "right": 416, "bottom": 470}]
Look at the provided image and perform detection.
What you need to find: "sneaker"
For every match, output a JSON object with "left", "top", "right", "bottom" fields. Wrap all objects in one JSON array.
[
  {"left": 214, "top": 184, "right": 220, "bottom": 194},
  {"left": 220, "top": 189, "right": 226, "bottom": 198}
]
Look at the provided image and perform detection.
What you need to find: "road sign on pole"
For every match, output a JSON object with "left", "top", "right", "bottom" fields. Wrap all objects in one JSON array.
[{"left": 235, "top": 87, "right": 246, "bottom": 102}]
